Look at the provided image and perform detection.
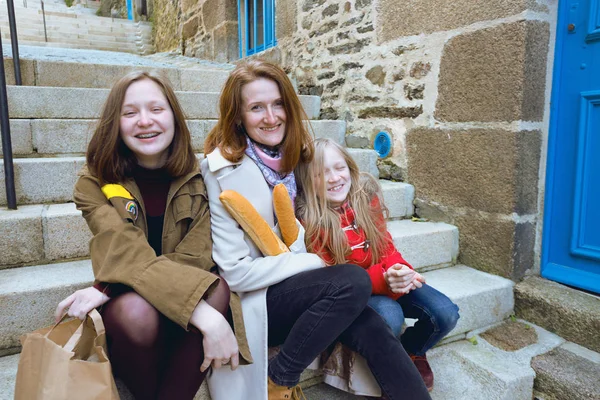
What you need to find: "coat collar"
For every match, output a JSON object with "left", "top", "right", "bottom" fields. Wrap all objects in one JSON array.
[
  {"left": 78, "top": 163, "right": 201, "bottom": 203},
  {"left": 206, "top": 147, "right": 242, "bottom": 173}
]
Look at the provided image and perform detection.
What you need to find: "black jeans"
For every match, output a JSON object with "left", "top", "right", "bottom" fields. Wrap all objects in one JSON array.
[{"left": 267, "top": 264, "right": 431, "bottom": 400}]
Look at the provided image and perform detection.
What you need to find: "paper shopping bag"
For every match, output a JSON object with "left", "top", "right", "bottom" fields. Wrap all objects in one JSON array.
[{"left": 14, "top": 309, "right": 119, "bottom": 400}]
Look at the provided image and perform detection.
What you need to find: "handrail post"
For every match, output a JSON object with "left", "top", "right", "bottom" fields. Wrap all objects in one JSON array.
[
  {"left": 6, "top": 0, "right": 22, "bottom": 85},
  {"left": 0, "top": 33, "right": 18, "bottom": 210},
  {"left": 41, "top": 1, "right": 47, "bottom": 42}
]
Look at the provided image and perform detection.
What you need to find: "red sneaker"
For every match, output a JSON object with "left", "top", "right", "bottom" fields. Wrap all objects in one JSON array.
[{"left": 410, "top": 354, "right": 434, "bottom": 392}]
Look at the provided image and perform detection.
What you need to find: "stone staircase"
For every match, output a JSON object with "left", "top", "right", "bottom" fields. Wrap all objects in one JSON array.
[
  {"left": 0, "top": 50, "right": 597, "bottom": 400},
  {"left": 0, "top": 0, "right": 153, "bottom": 54}
]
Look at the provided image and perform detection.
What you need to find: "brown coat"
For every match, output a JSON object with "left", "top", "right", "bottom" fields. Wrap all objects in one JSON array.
[{"left": 73, "top": 166, "right": 252, "bottom": 364}]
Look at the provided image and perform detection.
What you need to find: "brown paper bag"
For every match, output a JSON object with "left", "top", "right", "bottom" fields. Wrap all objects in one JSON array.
[{"left": 14, "top": 309, "right": 119, "bottom": 400}]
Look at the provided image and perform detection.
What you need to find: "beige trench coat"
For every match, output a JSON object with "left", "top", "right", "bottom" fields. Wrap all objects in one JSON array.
[{"left": 201, "top": 149, "right": 381, "bottom": 399}]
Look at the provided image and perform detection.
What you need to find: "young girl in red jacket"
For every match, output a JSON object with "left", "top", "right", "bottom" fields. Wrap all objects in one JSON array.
[{"left": 296, "top": 138, "right": 460, "bottom": 392}]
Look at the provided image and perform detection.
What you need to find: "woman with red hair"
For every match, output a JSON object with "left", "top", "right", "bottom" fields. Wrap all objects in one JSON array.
[{"left": 202, "top": 60, "right": 431, "bottom": 400}]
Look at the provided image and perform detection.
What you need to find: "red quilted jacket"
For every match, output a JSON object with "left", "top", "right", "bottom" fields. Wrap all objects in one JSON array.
[{"left": 311, "top": 197, "right": 413, "bottom": 300}]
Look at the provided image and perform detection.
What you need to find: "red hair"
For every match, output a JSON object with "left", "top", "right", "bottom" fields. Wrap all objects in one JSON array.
[{"left": 204, "top": 60, "right": 313, "bottom": 173}]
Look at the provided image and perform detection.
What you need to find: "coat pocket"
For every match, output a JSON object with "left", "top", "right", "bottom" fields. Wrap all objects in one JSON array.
[{"left": 169, "top": 179, "right": 208, "bottom": 232}]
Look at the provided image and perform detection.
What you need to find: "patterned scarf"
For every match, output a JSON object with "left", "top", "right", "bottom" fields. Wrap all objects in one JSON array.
[{"left": 244, "top": 136, "right": 297, "bottom": 204}]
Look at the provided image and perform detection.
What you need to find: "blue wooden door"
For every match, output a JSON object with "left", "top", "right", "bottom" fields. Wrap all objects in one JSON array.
[{"left": 543, "top": 0, "right": 600, "bottom": 293}]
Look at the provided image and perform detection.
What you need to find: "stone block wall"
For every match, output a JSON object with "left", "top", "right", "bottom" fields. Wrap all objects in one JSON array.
[
  {"left": 270, "top": 0, "right": 556, "bottom": 281},
  {"left": 153, "top": 0, "right": 238, "bottom": 61},
  {"left": 97, "top": 0, "right": 127, "bottom": 18}
]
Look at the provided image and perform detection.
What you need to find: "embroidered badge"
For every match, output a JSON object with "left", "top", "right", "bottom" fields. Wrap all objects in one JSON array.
[{"left": 125, "top": 201, "right": 138, "bottom": 221}]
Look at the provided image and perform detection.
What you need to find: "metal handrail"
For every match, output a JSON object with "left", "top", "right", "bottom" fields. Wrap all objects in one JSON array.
[
  {"left": 0, "top": 35, "right": 17, "bottom": 210},
  {"left": 1, "top": 0, "right": 20, "bottom": 209},
  {"left": 6, "top": 0, "right": 22, "bottom": 84},
  {"left": 41, "top": 0, "right": 47, "bottom": 42}
]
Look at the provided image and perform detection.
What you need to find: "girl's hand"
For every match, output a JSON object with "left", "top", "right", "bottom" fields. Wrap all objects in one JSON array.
[
  {"left": 413, "top": 272, "right": 426, "bottom": 285},
  {"left": 55, "top": 287, "right": 110, "bottom": 322},
  {"left": 190, "top": 301, "right": 239, "bottom": 372},
  {"left": 384, "top": 264, "right": 417, "bottom": 295}
]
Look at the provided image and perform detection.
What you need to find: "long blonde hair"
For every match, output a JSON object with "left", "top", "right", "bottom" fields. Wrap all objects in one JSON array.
[{"left": 296, "top": 138, "right": 389, "bottom": 264}]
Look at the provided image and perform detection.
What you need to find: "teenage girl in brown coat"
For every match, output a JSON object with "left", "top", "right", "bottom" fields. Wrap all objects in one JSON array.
[{"left": 54, "top": 71, "right": 251, "bottom": 399}]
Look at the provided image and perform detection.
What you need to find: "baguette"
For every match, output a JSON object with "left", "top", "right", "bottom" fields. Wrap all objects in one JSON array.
[
  {"left": 272, "top": 184, "right": 299, "bottom": 247},
  {"left": 220, "top": 190, "right": 290, "bottom": 256}
]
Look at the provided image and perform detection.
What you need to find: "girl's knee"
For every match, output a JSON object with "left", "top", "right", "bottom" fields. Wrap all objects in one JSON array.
[
  {"left": 435, "top": 303, "right": 460, "bottom": 334},
  {"left": 340, "top": 264, "right": 372, "bottom": 300},
  {"left": 104, "top": 292, "right": 162, "bottom": 347},
  {"left": 368, "top": 297, "right": 405, "bottom": 337}
]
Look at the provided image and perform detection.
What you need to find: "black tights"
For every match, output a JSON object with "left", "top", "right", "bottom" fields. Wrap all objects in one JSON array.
[{"left": 100, "top": 278, "right": 230, "bottom": 400}]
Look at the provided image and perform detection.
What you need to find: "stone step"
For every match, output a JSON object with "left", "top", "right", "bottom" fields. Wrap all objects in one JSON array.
[
  {"left": 0, "top": 28, "right": 148, "bottom": 45},
  {"left": 515, "top": 276, "right": 600, "bottom": 354},
  {"left": 1, "top": 33, "right": 143, "bottom": 51},
  {"left": 0, "top": 24, "right": 150, "bottom": 44},
  {"left": 2, "top": 47, "right": 229, "bottom": 88},
  {"left": 389, "top": 219, "right": 458, "bottom": 271},
  {"left": 1, "top": 30, "right": 144, "bottom": 45},
  {"left": 0, "top": 260, "right": 94, "bottom": 354},
  {"left": 532, "top": 341, "right": 600, "bottom": 400},
  {"left": 423, "top": 265, "right": 513, "bottom": 337},
  {"left": 0, "top": 180, "right": 413, "bottom": 267},
  {"left": 0, "top": 352, "right": 322, "bottom": 400},
  {"left": 1, "top": 26, "right": 147, "bottom": 43},
  {"left": 305, "top": 319, "right": 575, "bottom": 400},
  {"left": 0, "top": 264, "right": 514, "bottom": 398},
  {"left": 0, "top": 147, "right": 370, "bottom": 206},
  {"left": 0, "top": 157, "right": 84, "bottom": 206},
  {"left": 1, "top": 39, "right": 146, "bottom": 54},
  {"left": 0, "top": 263, "right": 511, "bottom": 358},
  {"left": 0, "top": 204, "right": 88, "bottom": 267},
  {"left": 5, "top": 86, "right": 321, "bottom": 119},
  {"left": 8, "top": 331, "right": 596, "bottom": 400},
  {"left": 0, "top": 17, "right": 151, "bottom": 34},
  {"left": 305, "top": 341, "right": 536, "bottom": 400},
  {"left": 0, "top": 8, "right": 153, "bottom": 28},
  {"left": 1, "top": 119, "right": 345, "bottom": 156},
  {"left": 0, "top": 354, "right": 18, "bottom": 399}
]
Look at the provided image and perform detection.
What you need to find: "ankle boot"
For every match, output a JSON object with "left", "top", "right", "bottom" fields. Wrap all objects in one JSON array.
[
  {"left": 410, "top": 353, "right": 434, "bottom": 392},
  {"left": 268, "top": 377, "right": 306, "bottom": 400}
]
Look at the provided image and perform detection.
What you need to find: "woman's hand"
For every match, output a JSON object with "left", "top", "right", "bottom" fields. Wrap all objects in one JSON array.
[
  {"left": 190, "top": 300, "right": 239, "bottom": 372},
  {"left": 54, "top": 287, "right": 110, "bottom": 322},
  {"left": 384, "top": 264, "right": 418, "bottom": 295}
]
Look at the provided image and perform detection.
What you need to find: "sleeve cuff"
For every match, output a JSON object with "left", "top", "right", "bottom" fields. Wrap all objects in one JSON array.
[{"left": 93, "top": 281, "right": 131, "bottom": 298}]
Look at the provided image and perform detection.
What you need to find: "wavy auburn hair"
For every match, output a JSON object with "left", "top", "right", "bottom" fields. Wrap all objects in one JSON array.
[
  {"left": 204, "top": 60, "right": 314, "bottom": 173},
  {"left": 296, "top": 138, "right": 389, "bottom": 265},
  {"left": 86, "top": 71, "right": 197, "bottom": 184}
]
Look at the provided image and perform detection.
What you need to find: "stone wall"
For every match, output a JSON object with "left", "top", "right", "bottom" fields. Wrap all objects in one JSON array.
[
  {"left": 97, "top": 0, "right": 127, "bottom": 18},
  {"left": 153, "top": 0, "right": 238, "bottom": 61},
  {"left": 270, "top": 0, "right": 556, "bottom": 281}
]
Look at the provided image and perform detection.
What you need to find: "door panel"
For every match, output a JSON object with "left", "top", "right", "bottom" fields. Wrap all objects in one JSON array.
[
  {"left": 543, "top": 0, "right": 600, "bottom": 293},
  {"left": 571, "top": 92, "right": 600, "bottom": 261}
]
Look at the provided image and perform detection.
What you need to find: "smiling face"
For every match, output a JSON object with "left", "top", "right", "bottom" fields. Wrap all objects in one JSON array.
[
  {"left": 315, "top": 145, "right": 352, "bottom": 208},
  {"left": 240, "top": 78, "right": 286, "bottom": 148},
  {"left": 119, "top": 78, "right": 175, "bottom": 169}
]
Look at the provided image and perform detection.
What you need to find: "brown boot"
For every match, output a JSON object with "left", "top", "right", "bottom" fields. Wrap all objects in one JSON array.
[
  {"left": 410, "top": 354, "right": 434, "bottom": 392},
  {"left": 268, "top": 377, "right": 307, "bottom": 400}
]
